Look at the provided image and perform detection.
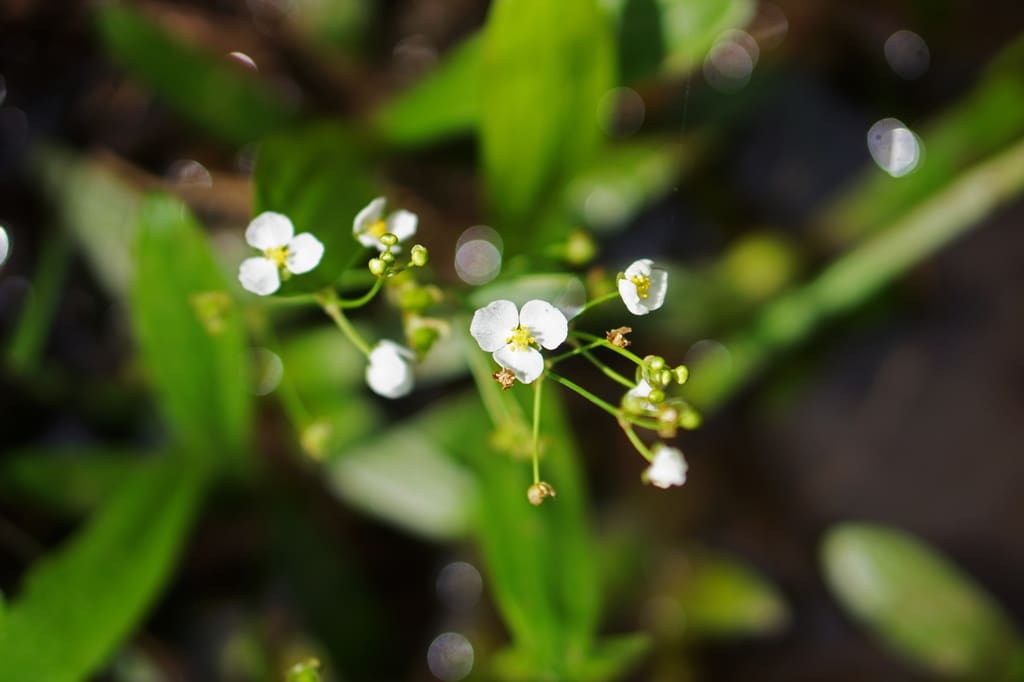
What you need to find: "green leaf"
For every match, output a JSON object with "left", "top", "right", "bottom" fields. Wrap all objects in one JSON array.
[
  {"left": 0, "top": 457, "right": 206, "bottom": 682},
  {"left": 253, "top": 123, "right": 378, "bottom": 292},
  {"left": 0, "top": 448, "right": 144, "bottom": 515},
  {"left": 131, "top": 193, "right": 251, "bottom": 465},
  {"left": 654, "top": 0, "right": 754, "bottom": 76},
  {"left": 480, "top": 0, "right": 615, "bottom": 252},
  {"left": 822, "top": 523, "right": 1022, "bottom": 678},
  {"left": 95, "top": 5, "right": 298, "bottom": 145},
  {"left": 674, "top": 550, "right": 789, "bottom": 640},
  {"left": 373, "top": 34, "right": 481, "bottom": 147}
]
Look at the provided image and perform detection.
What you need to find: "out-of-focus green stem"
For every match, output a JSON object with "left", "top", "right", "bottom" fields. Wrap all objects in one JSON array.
[
  {"left": 687, "top": 135, "right": 1024, "bottom": 410},
  {"left": 7, "top": 232, "right": 72, "bottom": 375}
]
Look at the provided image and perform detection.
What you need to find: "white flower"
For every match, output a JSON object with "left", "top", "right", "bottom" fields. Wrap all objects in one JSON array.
[
  {"left": 618, "top": 258, "right": 668, "bottom": 315},
  {"left": 644, "top": 444, "right": 688, "bottom": 489},
  {"left": 626, "top": 380, "right": 656, "bottom": 413},
  {"left": 365, "top": 340, "right": 415, "bottom": 398},
  {"left": 470, "top": 299, "right": 568, "bottom": 384},
  {"left": 238, "top": 212, "right": 324, "bottom": 296},
  {"left": 353, "top": 197, "right": 418, "bottom": 251}
]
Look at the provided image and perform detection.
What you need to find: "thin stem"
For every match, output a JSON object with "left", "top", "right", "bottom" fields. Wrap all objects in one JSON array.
[
  {"left": 579, "top": 347, "right": 635, "bottom": 388},
  {"left": 532, "top": 379, "right": 543, "bottom": 484},
  {"left": 547, "top": 371, "right": 621, "bottom": 418},
  {"left": 263, "top": 293, "right": 320, "bottom": 307},
  {"left": 571, "top": 330, "right": 645, "bottom": 365},
  {"left": 318, "top": 292, "right": 372, "bottom": 357},
  {"left": 573, "top": 290, "right": 619, "bottom": 318},
  {"left": 337, "top": 277, "right": 384, "bottom": 309},
  {"left": 619, "top": 420, "right": 654, "bottom": 462},
  {"left": 547, "top": 339, "right": 603, "bottom": 365}
]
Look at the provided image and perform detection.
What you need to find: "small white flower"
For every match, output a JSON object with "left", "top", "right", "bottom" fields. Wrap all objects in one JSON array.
[
  {"left": 470, "top": 299, "right": 568, "bottom": 384},
  {"left": 644, "top": 444, "right": 688, "bottom": 489},
  {"left": 365, "top": 340, "right": 415, "bottom": 398},
  {"left": 618, "top": 258, "right": 668, "bottom": 315},
  {"left": 626, "top": 380, "right": 656, "bottom": 413},
  {"left": 353, "top": 196, "right": 418, "bottom": 251},
  {"left": 238, "top": 212, "right": 324, "bottom": 296}
]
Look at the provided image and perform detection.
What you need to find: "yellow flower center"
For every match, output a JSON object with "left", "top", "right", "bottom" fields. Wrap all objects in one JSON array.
[
  {"left": 369, "top": 219, "right": 388, "bottom": 239},
  {"left": 630, "top": 274, "right": 651, "bottom": 299},
  {"left": 264, "top": 245, "right": 289, "bottom": 268},
  {"left": 506, "top": 325, "right": 535, "bottom": 351}
]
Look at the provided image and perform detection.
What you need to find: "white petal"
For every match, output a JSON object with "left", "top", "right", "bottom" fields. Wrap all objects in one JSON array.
[
  {"left": 646, "top": 267, "right": 668, "bottom": 312},
  {"left": 239, "top": 257, "right": 281, "bottom": 296},
  {"left": 386, "top": 209, "right": 418, "bottom": 242},
  {"left": 353, "top": 197, "right": 386, "bottom": 236},
  {"left": 365, "top": 340, "right": 415, "bottom": 398},
  {"left": 470, "top": 299, "right": 519, "bottom": 352},
  {"left": 629, "top": 380, "right": 653, "bottom": 399},
  {"left": 286, "top": 233, "right": 325, "bottom": 274},
  {"left": 493, "top": 345, "right": 545, "bottom": 384},
  {"left": 245, "top": 212, "right": 294, "bottom": 250},
  {"left": 624, "top": 258, "right": 653, "bottom": 280},
  {"left": 617, "top": 278, "right": 647, "bottom": 315},
  {"left": 645, "top": 444, "right": 688, "bottom": 489},
  {"left": 519, "top": 299, "right": 568, "bottom": 349}
]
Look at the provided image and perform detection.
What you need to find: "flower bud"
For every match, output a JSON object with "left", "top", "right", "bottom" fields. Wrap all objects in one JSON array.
[
  {"left": 410, "top": 244, "right": 429, "bottom": 267},
  {"left": 673, "top": 364, "right": 689, "bottom": 384},
  {"left": 657, "top": 369, "right": 673, "bottom": 387},
  {"left": 644, "top": 355, "right": 666, "bottom": 373},
  {"left": 679, "top": 408, "right": 702, "bottom": 430},
  {"left": 648, "top": 388, "right": 666, "bottom": 404},
  {"left": 368, "top": 258, "right": 387, "bottom": 277},
  {"left": 409, "top": 325, "right": 441, "bottom": 356},
  {"left": 527, "top": 481, "right": 556, "bottom": 506},
  {"left": 379, "top": 232, "right": 399, "bottom": 247},
  {"left": 380, "top": 251, "right": 396, "bottom": 265}
]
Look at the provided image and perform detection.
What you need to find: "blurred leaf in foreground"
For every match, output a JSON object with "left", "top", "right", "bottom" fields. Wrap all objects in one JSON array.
[
  {"left": 822, "top": 523, "right": 1023, "bottom": 679},
  {"left": 254, "top": 123, "right": 378, "bottom": 293},
  {"left": 95, "top": 4, "right": 298, "bottom": 145},
  {"left": 131, "top": 193, "right": 251, "bottom": 467},
  {"left": 0, "top": 457, "right": 206, "bottom": 682},
  {"left": 481, "top": 0, "right": 615, "bottom": 253}
]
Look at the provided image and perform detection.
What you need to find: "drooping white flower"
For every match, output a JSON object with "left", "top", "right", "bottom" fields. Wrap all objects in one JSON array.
[
  {"left": 470, "top": 299, "right": 568, "bottom": 384},
  {"left": 618, "top": 258, "right": 668, "bottom": 315},
  {"left": 644, "top": 444, "right": 688, "bottom": 489},
  {"left": 365, "top": 340, "right": 415, "bottom": 398},
  {"left": 353, "top": 197, "right": 418, "bottom": 251},
  {"left": 238, "top": 212, "right": 324, "bottom": 296}
]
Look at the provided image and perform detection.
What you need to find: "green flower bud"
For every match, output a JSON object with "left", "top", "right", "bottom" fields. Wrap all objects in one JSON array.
[
  {"left": 679, "top": 408, "right": 702, "bottom": 430},
  {"left": 648, "top": 388, "right": 665, "bottom": 404},
  {"left": 410, "top": 244, "right": 429, "bottom": 267},
  {"left": 409, "top": 325, "right": 441, "bottom": 356},
  {"left": 644, "top": 355, "right": 666, "bottom": 373},
  {"left": 368, "top": 258, "right": 387, "bottom": 277},
  {"left": 673, "top": 364, "right": 689, "bottom": 384},
  {"left": 380, "top": 251, "right": 395, "bottom": 264},
  {"left": 379, "top": 232, "right": 399, "bottom": 247},
  {"left": 399, "top": 287, "right": 436, "bottom": 313},
  {"left": 657, "top": 369, "right": 673, "bottom": 387}
]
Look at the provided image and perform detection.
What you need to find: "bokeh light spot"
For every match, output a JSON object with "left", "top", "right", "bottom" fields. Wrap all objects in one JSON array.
[
  {"left": 598, "top": 87, "right": 645, "bottom": 138},
  {"left": 867, "top": 118, "right": 921, "bottom": 177},
  {"left": 703, "top": 31, "right": 759, "bottom": 93},
  {"left": 0, "top": 225, "right": 9, "bottom": 269},
  {"left": 436, "top": 561, "right": 483, "bottom": 613},
  {"left": 167, "top": 159, "right": 213, "bottom": 188},
  {"left": 884, "top": 30, "right": 929, "bottom": 80},
  {"left": 253, "top": 348, "right": 284, "bottom": 396},
  {"left": 455, "top": 226, "right": 503, "bottom": 286},
  {"left": 427, "top": 632, "right": 473, "bottom": 681},
  {"left": 227, "top": 51, "right": 259, "bottom": 72}
]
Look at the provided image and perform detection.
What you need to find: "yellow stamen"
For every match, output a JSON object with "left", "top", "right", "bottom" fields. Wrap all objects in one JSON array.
[
  {"left": 368, "top": 219, "right": 388, "bottom": 239},
  {"left": 630, "top": 274, "right": 651, "bottom": 299},
  {"left": 264, "top": 245, "right": 289, "bottom": 268},
  {"left": 506, "top": 325, "right": 535, "bottom": 351}
]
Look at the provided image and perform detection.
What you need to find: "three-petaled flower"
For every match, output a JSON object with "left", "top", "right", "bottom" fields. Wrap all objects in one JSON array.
[
  {"left": 365, "top": 340, "right": 415, "bottom": 398},
  {"left": 618, "top": 259, "right": 668, "bottom": 315},
  {"left": 470, "top": 299, "right": 568, "bottom": 384},
  {"left": 644, "top": 444, "right": 687, "bottom": 489},
  {"left": 353, "top": 197, "right": 418, "bottom": 251},
  {"left": 238, "top": 212, "right": 324, "bottom": 296}
]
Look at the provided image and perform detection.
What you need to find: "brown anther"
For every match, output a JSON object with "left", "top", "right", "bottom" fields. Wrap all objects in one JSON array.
[
  {"left": 527, "top": 481, "right": 557, "bottom": 506},
  {"left": 493, "top": 368, "right": 517, "bottom": 390},
  {"left": 606, "top": 326, "right": 633, "bottom": 348}
]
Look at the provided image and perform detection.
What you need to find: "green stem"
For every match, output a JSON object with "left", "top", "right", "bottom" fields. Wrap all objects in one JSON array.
[
  {"left": 318, "top": 292, "right": 372, "bottom": 357},
  {"left": 547, "top": 339, "right": 603, "bottom": 365},
  {"left": 574, "top": 290, "right": 619, "bottom": 318},
  {"left": 619, "top": 420, "right": 654, "bottom": 462},
  {"left": 337, "top": 277, "right": 384, "bottom": 309},
  {"left": 532, "top": 379, "right": 543, "bottom": 484},
  {"left": 579, "top": 348, "right": 635, "bottom": 388},
  {"left": 547, "top": 371, "right": 620, "bottom": 418}
]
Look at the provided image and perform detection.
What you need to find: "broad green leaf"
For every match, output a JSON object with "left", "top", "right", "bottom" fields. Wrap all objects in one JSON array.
[
  {"left": 95, "top": 5, "right": 298, "bottom": 145},
  {"left": 823, "top": 523, "right": 1022, "bottom": 678},
  {"left": 131, "top": 193, "right": 251, "bottom": 465},
  {"left": 31, "top": 146, "right": 140, "bottom": 298},
  {"left": 0, "top": 448, "right": 144, "bottom": 515},
  {"left": 373, "top": 34, "right": 481, "bottom": 147},
  {"left": 823, "top": 35, "right": 1024, "bottom": 244},
  {"left": 0, "top": 457, "right": 206, "bottom": 682},
  {"left": 480, "top": 0, "right": 615, "bottom": 252},
  {"left": 253, "top": 123, "right": 378, "bottom": 292},
  {"left": 673, "top": 550, "right": 789, "bottom": 639}
]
